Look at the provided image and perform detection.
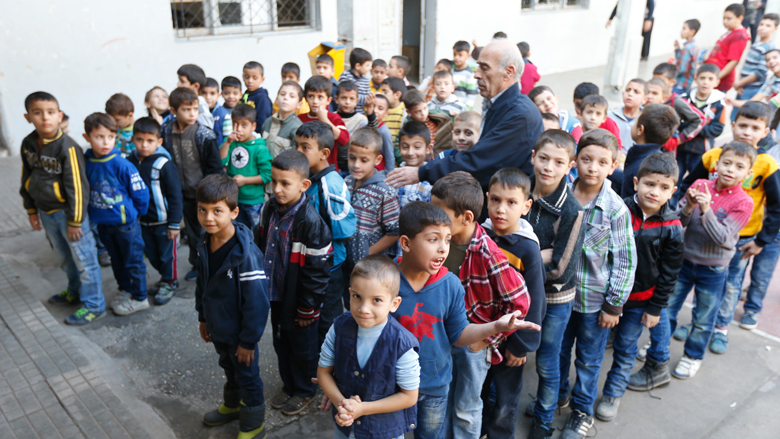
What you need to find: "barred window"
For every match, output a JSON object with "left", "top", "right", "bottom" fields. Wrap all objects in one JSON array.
[
  {"left": 522, "top": 0, "right": 587, "bottom": 10},
  {"left": 170, "top": 0, "right": 319, "bottom": 38}
]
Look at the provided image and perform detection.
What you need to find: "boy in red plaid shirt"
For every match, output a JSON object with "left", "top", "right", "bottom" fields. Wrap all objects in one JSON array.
[{"left": 430, "top": 171, "right": 530, "bottom": 439}]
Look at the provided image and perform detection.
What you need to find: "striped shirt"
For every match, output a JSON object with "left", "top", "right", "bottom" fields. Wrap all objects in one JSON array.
[
  {"left": 428, "top": 94, "right": 467, "bottom": 116},
  {"left": 339, "top": 69, "right": 372, "bottom": 114},
  {"left": 741, "top": 41, "right": 775, "bottom": 88},
  {"left": 759, "top": 72, "right": 780, "bottom": 97},
  {"left": 572, "top": 178, "right": 636, "bottom": 315},
  {"left": 384, "top": 104, "right": 406, "bottom": 142},
  {"left": 452, "top": 67, "right": 478, "bottom": 110}
]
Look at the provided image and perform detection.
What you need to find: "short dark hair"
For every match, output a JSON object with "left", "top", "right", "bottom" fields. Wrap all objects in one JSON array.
[
  {"left": 436, "top": 59, "right": 454, "bottom": 71},
  {"left": 489, "top": 167, "right": 531, "bottom": 198},
  {"left": 351, "top": 255, "right": 401, "bottom": 297},
  {"left": 721, "top": 141, "right": 758, "bottom": 165},
  {"left": 653, "top": 63, "right": 677, "bottom": 81},
  {"left": 372, "top": 59, "right": 387, "bottom": 68},
  {"left": 374, "top": 94, "right": 390, "bottom": 108},
  {"left": 231, "top": 103, "right": 257, "bottom": 124},
  {"left": 105, "top": 93, "right": 134, "bottom": 116},
  {"left": 62, "top": 113, "right": 69, "bottom": 122},
  {"left": 696, "top": 64, "right": 720, "bottom": 77},
  {"left": 685, "top": 19, "right": 701, "bottom": 34},
  {"left": 453, "top": 40, "right": 470, "bottom": 52},
  {"left": 528, "top": 85, "right": 554, "bottom": 102},
  {"left": 24, "top": 91, "right": 59, "bottom": 112},
  {"left": 282, "top": 62, "right": 301, "bottom": 79},
  {"left": 222, "top": 76, "right": 242, "bottom": 90},
  {"left": 84, "top": 113, "right": 117, "bottom": 135},
  {"left": 648, "top": 78, "right": 669, "bottom": 94},
  {"left": 637, "top": 152, "right": 680, "bottom": 184},
  {"left": 581, "top": 95, "right": 608, "bottom": 111},
  {"left": 272, "top": 149, "right": 310, "bottom": 180},
  {"left": 177, "top": 64, "right": 207, "bottom": 89},
  {"left": 133, "top": 117, "right": 161, "bottom": 137},
  {"left": 399, "top": 121, "right": 431, "bottom": 146},
  {"left": 725, "top": 3, "right": 745, "bottom": 18},
  {"left": 628, "top": 78, "right": 649, "bottom": 94},
  {"left": 736, "top": 101, "right": 773, "bottom": 126},
  {"left": 577, "top": 128, "right": 620, "bottom": 161},
  {"left": 431, "top": 171, "right": 484, "bottom": 217},
  {"left": 169, "top": 87, "right": 199, "bottom": 110},
  {"left": 762, "top": 13, "right": 780, "bottom": 26},
  {"left": 204, "top": 77, "right": 219, "bottom": 90},
  {"left": 296, "top": 121, "right": 334, "bottom": 151},
  {"left": 337, "top": 80, "right": 358, "bottom": 97},
  {"left": 534, "top": 129, "right": 576, "bottom": 160},
  {"left": 573, "top": 82, "right": 599, "bottom": 100},
  {"left": 316, "top": 54, "right": 334, "bottom": 67},
  {"left": 391, "top": 55, "right": 411, "bottom": 76},
  {"left": 349, "top": 126, "right": 383, "bottom": 156},
  {"left": 541, "top": 112, "right": 562, "bottom": 127},
  {"left": 493, "top": 31, "right": 508, "bottom": 39},
  {"left": 637, "top": 104, "right": 680, "bottom": 144},
  {"left": 517, "top": 42, "right": 530, "bottom": 58},
  {"left": 350, "top": 48, "right": 373, "bottom": 68},
  {"left": 196, "top": 174, "right": 238, "bottom": 211},
  {"left": 399, "top": 201, "right": 452, "bottom": 239},
  {"left": 304, "top": 75, "right": 332, "bottom": 97},
  {"left": 279, "top": 81, "right": 304, "bottom": 101},
  {"left": 243, "top": 61, "right": 264, "bottom": 76},
  {"left": 432, "top": 70, "right": 453, "bottom": 82},
  {"left": 382, "top": 77, "right": 407, "bottom": 95},
  {"left": 402, "top": 89, "right": 426, "bottom": 109}
]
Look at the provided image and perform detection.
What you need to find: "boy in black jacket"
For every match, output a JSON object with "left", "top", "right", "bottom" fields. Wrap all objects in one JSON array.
[
  {"left": 597, "top": 153, "right": 684, "bottom": 422},
  {"left": 195, "top": 174, "right": 270, "bottom": 439},
  {"left": 161, "top": 87, "right": 223, "bottom": 282},
  {"left": 129, "top": 117, "right": 183, "bottom": 305},
  {"left": 481, "top": 167, "right": 546, "bottom": 439},
  {"left": 621, "top": 104, "right": 680, "bottom": 198},
  {"left": 255, "top": 150, "right": 333, "bottom": 416}
]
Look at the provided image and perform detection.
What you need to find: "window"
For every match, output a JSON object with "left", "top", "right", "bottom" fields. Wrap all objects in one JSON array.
[
  {"left": 170, "top": 0, "right": 319, "bottom": 38},
  {"left": 522, "top": 0, "right": 587, "bottom": 10}
]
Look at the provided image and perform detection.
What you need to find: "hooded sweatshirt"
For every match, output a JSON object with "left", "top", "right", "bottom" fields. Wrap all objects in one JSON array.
[
  {"left": 221, "top": 136, "right": 272, "bottom": 205},
  {"left": 242, "top": 87, "right": 273, "bottom": 133},
  {"left": 84, "top": 147, "right": 149, "bottom": 226},
  {"left": 128, "top": 146, "right": 182, "bottom": 229}
]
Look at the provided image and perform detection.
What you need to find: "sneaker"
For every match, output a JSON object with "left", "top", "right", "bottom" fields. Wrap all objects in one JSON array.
[
  {"left": 109, "top": 291, "right": 132, "bottom": 311},
  {"left": 113, "top": 298, "right": 150, "bottom": 316},
  {"left": 561, "top": 409, "right": 594, "bottom": 439},
  {"left": 65, "top": 308, "right": 106, "bottom": 325},
  {"left": 595, "top": 395, "right": 621, "bottom": 422},
  {"left": 280, "top": 396, "right": 313, "bottom": 416},
  {"left": 709, "top": 332, "right": 728, "bottom": 354},
  {"left": 673, "top": 323, "right": 692, "bottom": 341},
  {"left": 627, "top": 357, "right": 671, "bottom": 391},
  {"left": 154, "top": 281, "right": 178, "bottom": 305},
  {"left": 147, "top": 280, "right": 162, "bottom": 296},
  {"left": 98, "top": 252, "right": 111, "bottom": 267},
  {"left": 672, "top": 356, "right": 702, "bottom": 380},
  {"left": 740, "top": 311, "right": 759, "bottom": 330},
  {"left": 636, "top": 341, "right": 651, "bottom": 362},
  {"left": 48, "top": 290, "right": 80, "bottom": 305},
  {"left": 270, "top": 391, "right": 291, "bottom": 409},
  {"left": 526, "top": 419, "right": 554, "bottom": 439},
  {"left": 185, "top": 268, "right": 198, "bottom": 282}
]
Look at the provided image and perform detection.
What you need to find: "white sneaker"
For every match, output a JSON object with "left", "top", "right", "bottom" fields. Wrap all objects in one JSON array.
[
  {"left": 672, "top": 355, "right": 701, "bottom": 380},
  {"left": 636, "top": 341, "right": 651, "bottom": 362},
  {"left": 109, "top": 291, "right": 132, "bottom": 310},
  {"left": 113, "top": 298, "right": 150, "bottom": 316}
]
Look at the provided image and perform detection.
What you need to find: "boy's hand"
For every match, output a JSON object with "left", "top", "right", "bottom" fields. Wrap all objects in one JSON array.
[
  {"left": 199, "top": 322, "right": 211, "bottom": 343},
  {"left": 167, "top": 229, "right": 180, "bottom": 241},
  {"left": 739, "top": 240, "right": 764, "bottom": 259},
  {"left": 674, "top": 40, "right": 680, "bottom": 50},
  {"left": 296, "top": 318, "right": 315, "bottom": 327},
  {"left": 599, "top": 312, "right": 619, "bottom": 328},
  {"left": 540, "top": 248, "right": 553, "bottom": 265},
  {"left": 365, "top": 92, "right": 376, "bottom": 115},
  {"left": 225, "top": 132, "right": 241, "bottom": 146},
  {"left": 233, "top": 175, "right": 247, "bottom": 187},
  {"left": 316, "top": 104, "right": 329, "bottom": 122},
  {"left": 495, "top": 311, "right": 541, "bottom": 333},
  {"left": 67, "top": 225, "right": 83, "bottom": 242},
  {"left": 641, "top": 312, "right": 660, "bottom": 329},
  {"left": 310, "top": 378, "right": 334, "bottom": 411},
  {"left": 235, "top": 345, "right": 254, "bottom": 367},
  {"left": 29, "top": 214, "right": 42, "bottom": 231},
  {"left": 695, "top": 183, "right": 712, "bottom": 213},
  {"left": 683, "top": 186, "right": 699, "bottom": 214},
  {"left": 448, "top": 109, "right": 461, "bottom": 118},
  {"left": 504, "top": 351, "right": 527, "bottom": 367},
  {"left": 150, "top": 108, "right": 163, "bottom": 126}
]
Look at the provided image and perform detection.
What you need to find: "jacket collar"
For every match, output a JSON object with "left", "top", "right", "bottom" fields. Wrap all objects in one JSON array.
[
  {"left": 531, "top": 175, "right": 570, "bottom": 216},
  {"left": 686, "top": 87, "right": 726, "bottom": 106},
  {"left": 483, "top": 217, "right": 540, "bottom": 246},
  {"left": 484, "top": 82, "right": 520, "bottom": 115},
  {"left": 198, "top": 222, "right": 253, "bottom": 275},
  {"left": 85, "top": 147, "right": 122, "bottom": 162},
  {"left": 348, "top": 170, "right": 387, "bottom": 189},
  {"left": 571, "top": 177, "right": 615, "bottom": 211},
  {"left": 310, "top": 164, "right": 336, "bottom": 183},
  {"left": 626, "top": 195, "right": 677, "bottom": 222}
]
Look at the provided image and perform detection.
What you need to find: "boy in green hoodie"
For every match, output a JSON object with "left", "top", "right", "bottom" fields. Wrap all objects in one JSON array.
[{"left": 220, "top": 103, "right": 273, "bottom": 230}]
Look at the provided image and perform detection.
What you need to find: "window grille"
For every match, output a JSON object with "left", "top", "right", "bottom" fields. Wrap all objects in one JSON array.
[{"left": 522, "top": 0, "right": 587, "bottom": 10}]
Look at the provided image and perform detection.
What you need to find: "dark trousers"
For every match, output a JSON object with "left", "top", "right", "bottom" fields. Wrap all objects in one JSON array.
[
  {"left": 270, "top": 302, "right": 318, "bottom": 397},
  {"left": 641, "top": 20, "right": 653, "bottom": 59},
  {"left": 481, "top": 350, "right": 526, "bottom": 439},
  {"left": 182, "top": 197, "right": 203, "bottom": 267},
  {"left": 318, "top": 264, "right": 346, "bottom": 347},
  {"left": 98, "top": 219, "right": 147, "bottom": 301},
  {"left": 141, "top": 224, "right": 177, "bottom": 282},
  {"left": 213, "top": 341, "right": 264, "bottom": 409}
]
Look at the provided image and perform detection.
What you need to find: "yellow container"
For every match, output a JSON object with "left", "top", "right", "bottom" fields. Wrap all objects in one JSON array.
[{"left": 308, "top": 42, "right": 346, "bottom": 80}]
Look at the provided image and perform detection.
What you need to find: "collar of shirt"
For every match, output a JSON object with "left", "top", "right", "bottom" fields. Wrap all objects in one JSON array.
[{"left": 571, "top": 177, "right": 615, "bottom": 212}]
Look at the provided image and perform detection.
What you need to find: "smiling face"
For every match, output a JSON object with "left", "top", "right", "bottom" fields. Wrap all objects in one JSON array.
[
  {"left": 623, "top": 81, "right": 647, "bottom": 110},
  {"left": 222, "top": 86, "right": 242, "bottom": 109},
  {"left": 532, "top": 90, "right": 559, "bottom": 114},
  {"left": 733, "top": 116, "right": 770, "bottom": 147},
  {"left": 399, "top": 134, "right": 431, "bottom": 167},
  {"left": 371, "top": 65, "right": 388, "bottom": 85},
  {"left": 270, "top": 167, "right": 309, "bottom": 209},
  {"left": 201, "top": 86, "right": 220, "bottom": 110},
  {"left": 25, "top": 99, "right": 63, "bottom": 139},
  {"left": 766, "top": 50, "right": 780, "bottom": 74},
  {"left": 575, "top": 144, "right": 617, "bottom": 189},
  {"left": 487, "top": 184, "right": 532, "bottom": 236},
  {"left": 146, "top": 88, "right": 169, "bottom": 113},
  {"left": 400, "top": 224, "right": 451, "bottom": 275},
  {"left": 133, "top": 132, "right": 163, "bottom": 159},
  {"left": 634, "top": 173, "right": 677, "bottom": 216},
  {"left": 197, "top": 199, "right": 239, "bottom": 236},
  {"left": 84, "top": 125, "right": 116, "bottom": 158},
  {"left": 336, "top": 89, "right": 359, "bottom": 114},
  {"left": 243, "top": 67, "right": 264, "bottom": 92},
  {"left": 433, "top": 75, "right": 455, "bottom": 102},
  {"left": 348, "top": 144, "right": 381, "bottom": 186},
  {"left": 532, "top": 143, "right": 574, "bottom": 190},
  {"left": 452, "top": 120, "right": 480, "bottom": 151},
  {"left": 349, "top": 275, "right": 402, "bottom": 328},
  {"left": 581, "top": 104, "right": 607, "bottom": 131},
  {"left": 715, "top": 150, "right": 753, "bottom": 189}
]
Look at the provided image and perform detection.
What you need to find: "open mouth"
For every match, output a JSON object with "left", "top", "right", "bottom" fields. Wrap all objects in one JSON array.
[{"left": 431, "top": 257, "right": 444, "bottom": 270}]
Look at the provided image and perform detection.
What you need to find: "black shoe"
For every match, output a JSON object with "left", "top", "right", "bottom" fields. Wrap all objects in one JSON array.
[
  {"left": 627, "top": 357, "right": 671, "bottom": 392},
  {"left": 561, "top": 410, "right": 593, "bottom": 439},
  {"left": 185, "top": 268, "right": 198, "bottom": 281},
  {"left": 527, "top": 418, "right": 553, "bottom": 439},
  {"left": 98, "top": 252, "right": 111, "bottom": 267},
  {"left": 48, "top": 290, "right": 80, "bottom": 305}
]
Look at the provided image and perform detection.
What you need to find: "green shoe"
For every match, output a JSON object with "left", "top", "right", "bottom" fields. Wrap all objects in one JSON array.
[
  {"left": 154, "top": 281, "right": 177, "bottom": 305},
  {"left": 65, "top": 308, "right": 106, "bottom": 325},
  {"left": 237, "top": 425, "right": 266, "bottom": 439},
  {"left": 48, "top": 290, "right": 79, "bottom": 305},
  {"left": 203, "top": 404, "right": 241, "bottom": 426}
]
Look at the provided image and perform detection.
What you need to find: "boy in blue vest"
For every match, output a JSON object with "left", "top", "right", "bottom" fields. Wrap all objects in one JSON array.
[
  {"left": 83, "top": 113, "right": 150, "bottom": 316},
  {"left": 318, "top": 255, "right": 420, "bottom": 439},
  {"left": 195, "top": 174, "right": 270, "bottom": 439}
]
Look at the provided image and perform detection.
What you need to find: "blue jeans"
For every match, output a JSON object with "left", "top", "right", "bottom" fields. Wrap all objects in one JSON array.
[
  {"left": 98, "top": 219, "right": 147, "bottom": 301},
  {"left": 533, "top": 302, "right": 573, "bottom": 424},
  {"left": 559, "top": 311, "right": 610, "bottom": 416},
  {"left": 141, "top": 224, "right": 178, "bottom": 281},
  {"left": 334, "top": 428, "right": 401, "bottom": 439},
  {"left": 415, "top": 394, "right": 447, "bottom": 439},
  {"left": 213, "top": 341, "right": 265, "bottom": 409},
  {"left": 237, "top": 203, "right": 263, "bottom": 231},
  {"left": 744, "top": 231, "right": 780, "bottom": 314},
  {"left": 645, "top": 307, "right": 671, "bottom": 363},
  {"left": 715, "top": 237, "right": 753, "bottom": 328},
  {"left": 39, "top": 210, "right": 105, "bottom": 312},
  {"left": 89, "top": 218, "right": 107, "bottom": 255},
  {"left": 444, "top": 344, "right": 491, "bottom": 438},
  {"left": 667, "top": 260, "right": 728, "bottom": 360}
]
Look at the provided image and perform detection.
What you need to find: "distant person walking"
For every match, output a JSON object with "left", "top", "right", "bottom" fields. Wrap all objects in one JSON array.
[{"left": 607, "top": 0, "right": 656, "bottom": 61}]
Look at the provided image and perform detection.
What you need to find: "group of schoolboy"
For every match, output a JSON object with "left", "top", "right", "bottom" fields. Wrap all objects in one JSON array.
[{"left": 18, "top": 5, "right": 780, "bottom": 438}]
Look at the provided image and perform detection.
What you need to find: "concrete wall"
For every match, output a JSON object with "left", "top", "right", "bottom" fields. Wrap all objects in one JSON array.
[{"left": 0, "top": 0, "right": 340, "bottom": 154}]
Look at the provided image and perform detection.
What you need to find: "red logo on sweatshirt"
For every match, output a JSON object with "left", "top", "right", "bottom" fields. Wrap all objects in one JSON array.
[{"left": 397, "top": 303, "right": 443, "bottom": 341}]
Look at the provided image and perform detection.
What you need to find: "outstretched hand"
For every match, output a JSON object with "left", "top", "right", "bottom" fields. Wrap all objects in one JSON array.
[{"left": 495, "top": 311, "right": 541, "bottom": 333}]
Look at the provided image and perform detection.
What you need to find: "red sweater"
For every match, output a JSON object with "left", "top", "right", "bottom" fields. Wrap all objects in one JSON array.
[{"left": 299, "top": 112, "right": 349, "bottom": 172}]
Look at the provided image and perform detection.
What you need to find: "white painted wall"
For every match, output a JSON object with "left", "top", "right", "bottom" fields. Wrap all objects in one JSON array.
[
  {"left": 351, "top": 0, "right": 403, "bottom": 61},
  {"left": 0, "top": 0, "right": 339, "bottom": 154}
]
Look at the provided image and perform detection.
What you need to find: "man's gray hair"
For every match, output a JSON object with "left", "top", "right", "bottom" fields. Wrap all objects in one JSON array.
[{"left": 499, "top": 44, "right": 524, "bottom": 81}]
